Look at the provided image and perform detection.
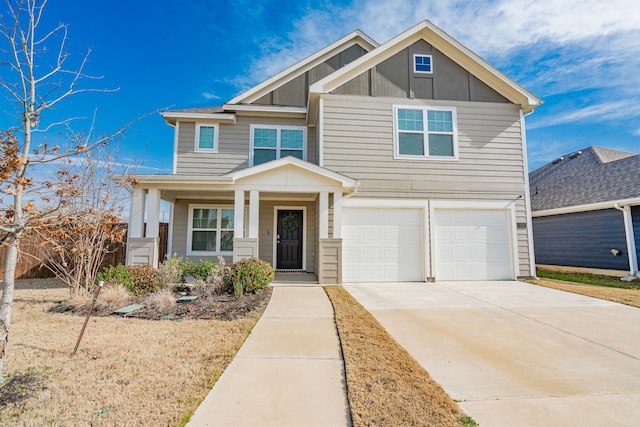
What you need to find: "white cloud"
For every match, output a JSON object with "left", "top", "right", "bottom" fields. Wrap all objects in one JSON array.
[
  {"left": 633, "top": 129, "right": 640, "bottom": 137},
  {"left": 528, "top": 100, "right": 640, "bottom": 129},
  {"left": 201, "top": 92, "right": 221, "bottom": 100}
]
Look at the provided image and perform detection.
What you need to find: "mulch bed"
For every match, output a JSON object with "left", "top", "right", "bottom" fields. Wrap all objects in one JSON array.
[{"left": 49, "top": 287, "right": 272, "bottom": 321}]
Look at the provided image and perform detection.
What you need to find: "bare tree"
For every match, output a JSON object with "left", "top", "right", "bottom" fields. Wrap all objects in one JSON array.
[
  {"left": 0, "top": 0, "right": 133, "bottom": 377},
  {"left": 28, "top": 146, "right": 136, "bottom": 296}
]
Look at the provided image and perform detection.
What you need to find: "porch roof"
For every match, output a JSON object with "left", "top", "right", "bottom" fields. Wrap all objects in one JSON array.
[{"left": 122, "top": 157, "right": 359, "bottom": 194}]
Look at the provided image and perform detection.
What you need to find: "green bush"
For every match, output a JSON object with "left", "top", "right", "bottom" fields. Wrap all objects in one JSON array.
[
  {"left": 97, "top": 264, "right": 134, "bottom": 289},
  {"left": 180, "top": 259, "right": 219, "bottom": 281},
  {"left": 127, "top": 264, "right": 161, "bottom": 296},
  {"left": 227, "top": 258, "right": 274, "bottom": 296}
]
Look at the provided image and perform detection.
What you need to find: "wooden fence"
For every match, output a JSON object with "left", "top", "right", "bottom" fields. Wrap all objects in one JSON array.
[{"left": 0, "top": 223, "right": 168, "bottom": 280}]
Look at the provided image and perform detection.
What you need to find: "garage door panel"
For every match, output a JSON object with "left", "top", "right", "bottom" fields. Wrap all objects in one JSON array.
[
  {"left": 435, "top": 209, "right": 513, "bottom": 281},
  {"left": 343, "top": 208, "right": 423, "bottom": 283}
]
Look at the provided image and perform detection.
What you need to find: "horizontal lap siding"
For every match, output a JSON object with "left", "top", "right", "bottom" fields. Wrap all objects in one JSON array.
[
  {"left": 533, "top": 210, "right": 629, "bottom": 271},
  {"left": 175, "top": 116, "right": 316, "bottom": 175},
  {"left": 322, "top": 94, "right": 531, "bottom": 275}
]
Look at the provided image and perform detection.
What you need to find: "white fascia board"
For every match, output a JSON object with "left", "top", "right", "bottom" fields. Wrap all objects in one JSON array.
[
  {"left": 229, "top": 156, "right": 359, "bottom": 188},
  {"left": 309, "top": 20, "right": 541, "bottom": 112},
  {"left": 160, "top": 111, "right": 236, "bottom": 125},
  {"left": 126, "top": 174, "right": 235, "bottom": 186},
  {"left": 533, "top": 197, "right": 640, "bottom": 217},
  {"left": 226, "top": 30, "right": 378, "bottom": 105}
]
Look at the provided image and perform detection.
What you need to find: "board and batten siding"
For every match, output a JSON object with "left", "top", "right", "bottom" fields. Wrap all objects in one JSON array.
[
  {"left": 532, "top": 209, "right": 629, "bottom": 271},
  {"left": 321, "top": 93, "right": 532, "bottom": 276},
  {"left": 174, "top": 116, "right": 317, "bottom": 175}
]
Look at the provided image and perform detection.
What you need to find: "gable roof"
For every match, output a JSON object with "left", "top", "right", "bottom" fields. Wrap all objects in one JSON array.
[
  {"left": 308, "top": 20, "right": 541, "bottom": 118},
  {"left": 530, "top": 146, "right": 640, "bottom": 212},
  {"left": 226, "top": 30, "right": 378, "bottom": 106}
]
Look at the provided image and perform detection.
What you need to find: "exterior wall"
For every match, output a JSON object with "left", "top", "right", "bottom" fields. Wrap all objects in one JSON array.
[
  {"left": 321, "top": 94, "right": 532, "bottom": 275},
  {"left": 632, "top": 205, "right": 640, "bottom": 267},
  {"left": 333, "top": 40, "right": 509, "bottom": 104},
  {"left": 175, "top": 116, "right": 317, "bottom": 174},
  {"left": 253, "top": 44, "right": 368, "bottom": 107},
  {"left": 172, "top": 198, "right": 318, "bottom": 273},
  {"left": 532, "top": 209, "right": 629, "bottom": 271}
]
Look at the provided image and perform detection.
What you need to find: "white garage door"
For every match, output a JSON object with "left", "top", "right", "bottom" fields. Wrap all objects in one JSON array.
[
  {"left": 343, "top": 208, "right": 423, "bottom": 282},
  {"left": 434, "top": 209, "right": 513, "bottom": 280}
]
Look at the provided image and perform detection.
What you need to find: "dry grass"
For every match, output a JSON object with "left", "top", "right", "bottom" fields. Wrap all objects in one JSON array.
[
  {"left": 1, "top": 279, "right": 268, "bottom": 426},
  {"left": 145, "top": 287, "right": 177, "bottom": 312},
  {"left": 325, "top": 286, "right": 469, "bottom": 427},
  {"left": 531, "top": 278, "right": 640, "bottom": 308},
  {"left": 97, "top": 283, "right": 130, "bottom": 308}
]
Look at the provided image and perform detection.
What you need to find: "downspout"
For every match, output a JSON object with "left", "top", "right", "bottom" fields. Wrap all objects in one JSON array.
[
  {"left": 343, "top": 186, "right": 358, "bottom": 199},
  {"left": 614, "top": 203, "right": 638, "bottom": 276}
]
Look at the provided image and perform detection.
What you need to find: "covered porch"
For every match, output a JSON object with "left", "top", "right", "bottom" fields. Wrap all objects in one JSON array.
[{"left": 125, "top": 157, "right": 359, "bottom": 284}]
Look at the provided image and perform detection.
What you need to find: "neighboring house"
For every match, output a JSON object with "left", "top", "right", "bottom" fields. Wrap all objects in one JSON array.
[
  {"left": 124, "top": 20, "right": 541, "bottom": 284},
  {"left": 530, "top": 146, "right": 640, "bottom": 276}
]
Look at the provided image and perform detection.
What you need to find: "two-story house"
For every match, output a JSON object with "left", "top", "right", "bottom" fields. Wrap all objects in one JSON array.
[{"left": 124, "top": 20, "right": 541, "bottom": 284}]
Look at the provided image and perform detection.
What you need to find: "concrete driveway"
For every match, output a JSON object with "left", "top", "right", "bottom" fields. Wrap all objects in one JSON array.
[{"left": 345, "top": 281, "right": 640, "bottom": 427}]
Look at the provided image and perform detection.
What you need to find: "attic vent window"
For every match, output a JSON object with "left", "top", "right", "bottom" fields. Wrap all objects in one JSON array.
[{"left": 414, "top": 54, "right": 432, "bottom": 73}]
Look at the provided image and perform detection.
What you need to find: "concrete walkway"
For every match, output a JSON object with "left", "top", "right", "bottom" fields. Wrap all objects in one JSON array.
[
  {"left": 345, "top": 281, "right": 640, "bottom": 427},
  {"left": 187, "top": 286, "right": 350, "bottom": 427}
]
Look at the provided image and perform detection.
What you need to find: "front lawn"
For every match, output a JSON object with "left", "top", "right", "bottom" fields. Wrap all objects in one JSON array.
[{"left": 0, "top": 279, "right": 269, "bottom": 426}]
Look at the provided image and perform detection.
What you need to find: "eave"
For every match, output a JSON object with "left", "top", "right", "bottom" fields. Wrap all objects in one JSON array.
[
  {"left": 532, "top": 197, "right": 640, "bottom": 217},
  {"left": 160, "top": 111, "right": 236, "bottom": 126}
]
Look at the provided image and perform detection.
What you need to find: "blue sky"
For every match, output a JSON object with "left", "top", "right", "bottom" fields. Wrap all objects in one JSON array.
[{"left": 1, "top": 0, "right": 639, "bottom": 173}]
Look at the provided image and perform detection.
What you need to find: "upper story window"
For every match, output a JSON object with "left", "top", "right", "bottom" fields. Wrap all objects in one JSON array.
[
  {"left": 195, "top": 124, "right": 218, "bottom": 152},
  {"left": 187, "top": 205, "right": 234, "bottom": 255},
  {"left": 413, "top": 54, "right": 433, "bottom": 73},
  {"left": 393, "top": 105, "right": 458, "bottom": 160},
  {"left": 250, "top": 125, "right": 306, "bottom": 166}
]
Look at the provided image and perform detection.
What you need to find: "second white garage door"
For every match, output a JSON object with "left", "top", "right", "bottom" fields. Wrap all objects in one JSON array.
[
  {"left": 434, "top": 209, "right": 513, "bottom": 280},
  {"left": 343, "top": 208, "right": 423, "bottom": 282}
]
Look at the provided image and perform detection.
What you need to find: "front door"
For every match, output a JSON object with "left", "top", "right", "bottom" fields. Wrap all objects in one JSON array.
[{"left": 277, "top": 210, "right": 303, "bottom": 269}]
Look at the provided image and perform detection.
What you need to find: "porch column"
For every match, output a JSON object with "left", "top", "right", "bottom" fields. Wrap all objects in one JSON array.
[
  {"left": 249, "top": 190, "right": 259, "bottom": 238},
  {"left": 145, "top": 188, "right": 161, "bottom": 238},
  {"left": 129, "top": 187, "right": 145, "bottom": 238},
  {"left": 234, "top": 190, "right": 245, "bottom": 238},
  {"left": 333, "top": 191, "right": 343, "bottom": 238},
  {"left": 621, "top": 205, "right": 639, "bottom": 275},
  {"left": 319, "top": 192, "right": 329, "bottom": 239}
]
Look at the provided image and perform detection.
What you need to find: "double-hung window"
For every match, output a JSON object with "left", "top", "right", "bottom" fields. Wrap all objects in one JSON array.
[
  {"left": 394, "top": 106, "right": 458, "bottom": 160},
  {"left": 195, "top": 123, "right": 218, "bottom": 152},
  {"left": 187, "top": 206, "right": 234, "bottom": 255},
  {"left": 250, "top": 125, "right": 306, "bottom": 166}
]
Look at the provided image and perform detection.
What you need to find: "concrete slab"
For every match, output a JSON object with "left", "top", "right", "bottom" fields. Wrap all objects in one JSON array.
[
  {"left": 237, "top": 317, "right": 341, "bottom": 359},
  {"left": 187, "top": 286, "right": 349, "bottom": 427},
  {"left": 460, "top": 393, "right": 640, "bottom": 427},
  {"left": 188, "top": 358, "right": 349, "bottom": 427},
  {"left": 262, "top": 287, "right": 334, "bottom": 318},
  {"left": 346, "top": 281, "right": 640, "bottom": 427}
]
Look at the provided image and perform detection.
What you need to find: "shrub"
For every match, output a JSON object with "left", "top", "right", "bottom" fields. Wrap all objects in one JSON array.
[
  {"left": 97, "top": 264, "right": 134, "bottom": 288},
  {"left": 181, "top": 259, "right": 219, "bottom": 281},
  {"left": 227, "top": 258, "right": 274, "bottom": 296},
  {"left": 157, "top": 256, "right": 183, "bottom": 286},
  {"left": 127, "top": 264, "right": 161, "bottom": 296}
]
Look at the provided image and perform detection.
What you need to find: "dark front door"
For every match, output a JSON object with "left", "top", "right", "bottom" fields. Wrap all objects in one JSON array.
[{"left": 277, "top": 210, "right": 303, "bottom": 269}]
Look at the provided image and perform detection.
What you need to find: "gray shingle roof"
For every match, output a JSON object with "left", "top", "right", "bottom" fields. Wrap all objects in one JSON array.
[{"left": 529, "top": 146, "right": 640, "bottom": 211}]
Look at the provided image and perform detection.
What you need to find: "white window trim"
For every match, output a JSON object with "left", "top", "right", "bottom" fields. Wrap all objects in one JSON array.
[
  {"left": 413, "top": 54, "right": 433, "bottom": 74},
  {"left": 249, "top": 124, "right": 307, "bottom": 166},
  {"left": 392, "top": 104, "right": 459, "bottom": 161},
  {"left": 194, "top": 123, "right": 219, "bottom": 153},
  {"left": 187, "top": 204, "right": 234, "bottom": 256}
]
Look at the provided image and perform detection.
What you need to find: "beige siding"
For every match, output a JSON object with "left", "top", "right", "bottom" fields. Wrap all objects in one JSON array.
[
  {"left": 321, "top": 94, "right": 532, "bottom": 276},
  {"left": 175, "top": 116, "right": 317, "bottom": 174},
  {"left": 173, "top": 198, "right": 318, "bottom": 272}
]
